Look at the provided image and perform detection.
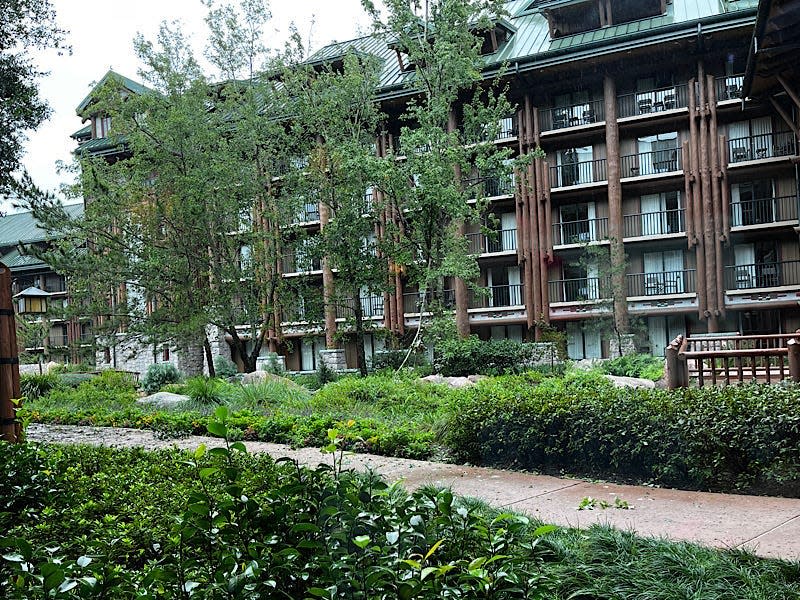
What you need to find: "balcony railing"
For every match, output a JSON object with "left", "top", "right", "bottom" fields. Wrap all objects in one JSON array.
[
  {"left": 336, "top": 295, "right": 385, "bottom": 319},
  {"left": 466, "top": 228, "right": 518, "bottom": 254},
  {"left": 490, "top": 116, "right": 518, "bottom": 141},
  {"left": 552, "top": 217, "right": 608, "bottom": 246},
  {"left": 627, "top": 269, "right": 696, "bottom": 297},
  {"left": 403, "top": 289, "right": 456, "bottom": 314},
  {"left": 281, "top": 304, "right": 324, "bottom": 324},
  {"left": 725, "top": 260, "right": 800, "bottom": 291},
  {"left": 293, "top": 206, "right": 320, "bottom": 224},
  {"left": 48, "top": 334, "right": 69, "bottom": 347},
  {"left": 618, "top": 83, "right": 689, "bottom": 118},
  {"left": 623, "top": 208, "right": 686, "bottom": 238},
  {"left": 469, "top": 284, "right": 524, "bottom": 309},
  {"left": 548, "top": 277, "right": 610, "bottom": 303},
  {"left": 281, "top": 252, "right": 322, "bottom": 274},
  {"left": 549, "top": 158, "right": 607, "bottom": 188},
  {"left": 728, "top": 132, "right": 796, "bottom": 163},
  {"left": 715, "top": 75, "right": 744, "bottom": 102},
  {"left": 732, "top": 196, "right": 799, "bottom": 227},
  {"left": 43, "top": 279, "right": 67, "bottom": 293},
  {"left": 464, "top": 174, "right": 515, "bottom": 199},
  {"left": 539, "top": 99, "right": 604, "bottom": 132},
  {"left": 621, "top": 147, "right": 682, "bottom": 177}
]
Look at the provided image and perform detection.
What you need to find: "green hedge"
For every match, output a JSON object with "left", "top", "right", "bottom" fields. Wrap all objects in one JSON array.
[
  {"left": 446, "top": 378, "right": 800, "bottom": 495},
  {"left": 435, "top": 336, "right": 558, "bottom": 376}
]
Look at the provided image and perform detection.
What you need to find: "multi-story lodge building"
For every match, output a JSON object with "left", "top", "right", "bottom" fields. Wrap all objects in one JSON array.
[{"left": 76, "top": 0, "right": 800, "bottom": 371}]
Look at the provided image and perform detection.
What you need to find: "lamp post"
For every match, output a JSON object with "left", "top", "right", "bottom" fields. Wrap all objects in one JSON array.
[
  {"left": 0, "top": 263, "right": 21, "bottom": 443},
  {"left": 13, "top": 286, "right": 52, "bottom": 375}
]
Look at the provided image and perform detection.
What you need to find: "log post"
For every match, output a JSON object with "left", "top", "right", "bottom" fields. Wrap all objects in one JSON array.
[
  {"left": 789, "top": 330, "right": 800, "bottom": 383},
  {"left": 449, "top": 109, "right": 471, "bottom": 338},
  {"left": 0, "top": 263, "right": 21, "bottom": 443}
]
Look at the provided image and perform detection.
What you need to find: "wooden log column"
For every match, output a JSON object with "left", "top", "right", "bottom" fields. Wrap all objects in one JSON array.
[
  {"left": 707, "top": 75, "right": 726, "bottom": 321},
  {"left": 603, "top": 74, "right": 628, "bottom": 333},
  {"left": 449, "top": 110, "right": 471, "bottom": 338},
  {"left": 688, "top": 78, "right": 708, "bottom": 323},
  {"left": 697, "top": 65, "right": 719, "bottom": 332},
  {"left": 0, "top": 263, "right": 21, "bottom": 443},
  {"left": 533, "top": 106, "right": 552, "bottom": 332}
]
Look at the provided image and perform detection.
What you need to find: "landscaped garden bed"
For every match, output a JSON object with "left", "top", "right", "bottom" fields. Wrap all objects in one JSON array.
[{"left": 2, "top": 438, "right": 798, "bottom": 599}]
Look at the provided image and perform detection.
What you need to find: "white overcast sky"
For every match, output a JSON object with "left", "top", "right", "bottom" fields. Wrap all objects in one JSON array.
[{"left": 18, "top": 0, "right": 379, "bottom": 206}]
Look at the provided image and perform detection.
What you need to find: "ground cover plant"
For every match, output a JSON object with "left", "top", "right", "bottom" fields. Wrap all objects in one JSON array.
[
  {"left": 1, "top": 435, "right": 798, "bottom": 599},
  {"left": 601, "top": 353, "right": 664, "bottom": 380}
]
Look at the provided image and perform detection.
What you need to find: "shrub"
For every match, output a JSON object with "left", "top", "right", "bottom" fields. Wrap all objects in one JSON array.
[
  {"left": 602, "top": 354, "right": 664, "bottom": 380},
  {"left": 316, "top": 358, "right": 338, "bottom": 385},
  {"left": 19, "top": 373, "right": 61, "bottom": 400},
  {"left": 140, "top": 362, "right": 181, "bottom": 394},
  {"left": 57, "top": 372, "right": 97, "bottom": 388},
  {"left": 185, "top": 376, "right": 231, "bottom": 406},
  {"left": 260, "top": 353, "right": 286, "bottom": 375},
  {"left": 446, "top": 381, "right": 800, "bottom": 495},
  {"left": 372, "top": 348, "right": 430, "bottom": 372},
  {"left": 213, "top": 355, "right": 239, "bottom": 378},
  {"left": 436, "top": 336, "right": 557, "bottom": 376}
]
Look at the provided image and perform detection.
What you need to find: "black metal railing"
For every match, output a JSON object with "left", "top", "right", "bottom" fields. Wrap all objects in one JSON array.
[
  {"left": 466, "top": 228, "right": 518, "bottom": 254},
  {"left": 539, "top": 99, "right": 605, "bottom": 132},
  {"left": 731, "top": 196, "right": 799, "bottom": 227},
  {"left": 281, "top": 252, "right": 322, "bottom": 274},
  {"left": 43, "top": 278, "right": 67, "bottom": 293},
  {"left": 621, "top": 147, "right": 682, "bottom": 177},
  {"left": 623, "top": 208, "right": 686, "bottom": 238},
  {"left": 48, "top": 334, "right": 69, "bottom": 347},
  {"left": 492, "top": 116, "right": 518, "bottom": 141},
  {"left": 725, "top": 260, "right": 800, "bottom": 290},
  {"left": 728, "top": 131, "right": 796, "bottom": 163},
  {"left": 549, "top": 158, "right": 607, "bottom": 188},
  {"left": 293, "top": 206, "right": 320, "bottom": 224},
  {"left": 469, "top": 284, "right": 524, "bottom": 309},
  {"left": 403, "top": 289, "right": 456, "bottom": 314},
  {"left": 548, "top": 277, "right": 610, "bottom": 303},
  {"left": 715, "top": 75, "right": 744, "bottom": 102},
  {"left": 618, "top": 83, "right": 689, "bottom": 118},
  {"left": 626, "top": 269, "right": 696, "bottom": 297},
  {"left": 552, "top": 217, "right": 608, "bottom": 245},
  {"left": 336, "top": 295, "right": 385, "bottom": 319},
  {"left": 464, "top": 174, "right": 515, "bottom": 198}
]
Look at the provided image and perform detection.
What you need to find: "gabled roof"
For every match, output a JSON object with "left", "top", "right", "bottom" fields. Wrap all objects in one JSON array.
[
  {"left": 2, "top": 248, "right": 48, "bottom": 271},
  {"left": 0, "top": 204, "right": 84, "bottom": 248},
  {"left": 76, "top": 69, "right": 153, "bottom": 116},
  {"left": 13, "top": 286, "right": 52, "bottom": 298}
]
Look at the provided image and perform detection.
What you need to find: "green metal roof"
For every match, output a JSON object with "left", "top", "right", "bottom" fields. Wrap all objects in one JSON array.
[
  {"left": 306, "top": 0, "right": 757, "bottom": 93},
  {"left": 76, "top": 70, "right": 153, "bottom": 115},
  {"left": 74, "top": 135, "right": 127, "bottom": 156},
  {"left": 0, "top": 248, "right": 47, "bottom": 271},
  {"left": 71, "top": 124, "right": 91, "bottom": 139},
  {"left": 0, "top": 204, "right": 84, "bottom": 248}
]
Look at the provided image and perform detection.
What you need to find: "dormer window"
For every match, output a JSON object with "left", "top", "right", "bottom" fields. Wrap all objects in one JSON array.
[
  {"left": 93, "top": 115, "right": 111, "bottom": 138},
  {"left": 539, "top": 0, "right": 665, "bottom": 39}
]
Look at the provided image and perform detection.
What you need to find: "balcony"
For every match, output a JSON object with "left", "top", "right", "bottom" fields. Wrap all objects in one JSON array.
[
  {"left": 539, "top": 99, "right": 604, "bottom": 132},
  {"left": 48, "top": 334, "right": 69, "bottom": 347},
  {"left": 725, "top": 261, "right": 800, "bottom": 291},
  {"left": 465, "top": 174, "right": 515, "bottom": 199},
  {"left": 549, "top": 158, "right": 607, "bottom": 189},
  {"left": 490, "top": 116, "right": 518, "bottom": 142},
  {"left": 623, "top": 208, "right": 686, "bottom": 238},
  {"left": 281, "top": 252, "right": 322, "bottom": 275},
  {"left": 548, "top": 277, "right": 609, "bottom": 303},
  {"left": 469, "top": 284, "right": 524, "bottom": 309},
  {"left": 621, "top": 147, "right": 682, "bottom": 178},
  {"left": 292, "top": 206, "right": 320, "bottom": 224},
  {"left": 336, "top": 295, "right": 385, "bottom": 319},
  {"left": 403, "top": 289, "right": 456, "bottom": 314},
  {"left": 618, "top": 83, "right": 689, "bottom": 119},
  {"left": 43, "top": 279, "right": 67, "bottom": 293},
  {"left": 626, "top": 269, "right": 696, "bottom": 297},
  {"left": 552, "top": 218, "right": 608, "bottom": 246},
  {"left": 731, "top": 196, "right": 798, "bottom": 228},
  {"left": 715, "top": 75, "right": 744, "bottom": 102},
  {"left": 466, "top": 228, "right": 517, "bottom": 254},
  {"left": 728, "top": 132, "right": 796, "bottom": 164}
]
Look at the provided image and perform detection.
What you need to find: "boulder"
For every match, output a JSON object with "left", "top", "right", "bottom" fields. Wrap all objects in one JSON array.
[
  {"left": 420, "top": 374, "right": 486, "bottom": 388},
  {"left": 137, "top": 392, "right": 189, "bottom": 409},
  {"left": 604, "top": 375, "right": 656, "bottom": 389}
]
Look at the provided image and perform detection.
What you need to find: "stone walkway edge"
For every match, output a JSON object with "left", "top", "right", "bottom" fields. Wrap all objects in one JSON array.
[{"left": 25, "top": 423, "right": 800, "bottom": 562}]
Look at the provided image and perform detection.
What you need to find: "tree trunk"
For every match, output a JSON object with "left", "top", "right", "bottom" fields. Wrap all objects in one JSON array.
[
  {"left": 353, "top": 287, "right": 368, "bottom": 376},
  {"left": 203, "top": 334, "right": 215, "bottom": 378}
]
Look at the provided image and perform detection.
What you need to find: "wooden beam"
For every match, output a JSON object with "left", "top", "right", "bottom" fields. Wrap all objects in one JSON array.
[
  {"left": 769, "top": 97, "right": 799, "bottom": 136},
  {"left": 777, "top": 74, "right": 800, "bottom": 113}
]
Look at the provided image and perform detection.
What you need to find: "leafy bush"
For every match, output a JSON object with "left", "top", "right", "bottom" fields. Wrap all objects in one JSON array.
[
  {"left": 602, "top": 354, "right": 664, "bottom": 381},
  {"left": 436, "top": 336, "right": 556, "bottom": 376},
  {"left": 140, "top": 362, "right": 181, "bottom": 394},
  {"left": 213, "top": 354, "right": 239, "bottom": 378},
  {"left": 57, "top": 372, "right": 97, "bottom": 388},
  {"left": 19, "top": 373, "right": 61, "bottom": 400},
  {"left": 316, "top": 358, "right": 338, "bottom": 385},
  {"left": 372, "top": 348, "right": 430, "bottom": 372},
  {"left": 446, "top": 381, "right": 800, "bottom": 495}
]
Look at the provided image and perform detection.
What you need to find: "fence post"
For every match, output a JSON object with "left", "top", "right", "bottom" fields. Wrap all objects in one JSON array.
[
  {"left": 0, "top": 263, "right": 21, "bottom": 443},
  {"left": 789, "top": 330, "right": 800, "bottom": 384},
  {"left": 665, "top": 335, "right": 685, "bottom": 389}
]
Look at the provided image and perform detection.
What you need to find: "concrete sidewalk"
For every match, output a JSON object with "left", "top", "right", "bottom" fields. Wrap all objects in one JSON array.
[{"left": 26, "top": 423, "right": 800, "bottom": 562}]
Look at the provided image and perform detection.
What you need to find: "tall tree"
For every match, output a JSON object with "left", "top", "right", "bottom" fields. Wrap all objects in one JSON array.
[
  {"left": 364, "top": 0, "right": 514, "bottom": 351},
  {"left": 24, "top": 1, "right": 298, "bottom": 374},
  {"left": 287, "top": 52, "right": 388, "bottom": 376},
  {"left": 1, "top": 0, "right": 67, "bottom": 193}
]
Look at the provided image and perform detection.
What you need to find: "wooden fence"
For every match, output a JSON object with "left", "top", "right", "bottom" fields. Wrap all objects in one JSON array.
[{"left": 666, "top": 331, "right": 800, "bottom": 388}]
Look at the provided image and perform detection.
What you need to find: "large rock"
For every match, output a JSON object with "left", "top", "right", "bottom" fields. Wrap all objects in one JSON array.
[
  {"left": 241, "top": 370, "right": 302, "bottom": 388},
  {"left": 604, "top": 375, "right": 656, "bottom": 389},
  {"left": 137, "top": 392, "right": 189, "bottom": 409},
  {"left": 420, "top": 374, "right": 486, "bottom": 388}
]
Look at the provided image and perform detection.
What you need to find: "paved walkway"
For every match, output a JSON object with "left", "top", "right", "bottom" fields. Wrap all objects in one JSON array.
[{"left": 27, "top": 423, "right": 800, "bottom": 562}]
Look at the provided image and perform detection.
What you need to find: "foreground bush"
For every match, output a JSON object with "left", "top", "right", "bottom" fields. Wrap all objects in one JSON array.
[
  {"left": 1, "top": 440, "right": 797, "bottom": 599},
  {"left": 436, "top": 336, "right": 557, "bottom": 376},
  {"left": 447, "top": 379, "right": 800, "bottom": 495}
]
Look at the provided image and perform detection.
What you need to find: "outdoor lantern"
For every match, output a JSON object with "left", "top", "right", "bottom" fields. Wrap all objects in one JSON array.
[{"left": 13, "top": 286, "right": 52, "bottom": 315}]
